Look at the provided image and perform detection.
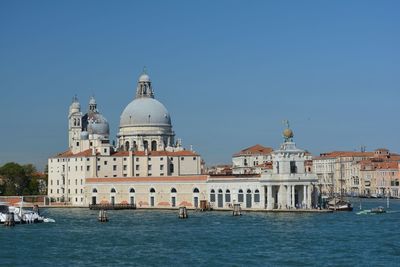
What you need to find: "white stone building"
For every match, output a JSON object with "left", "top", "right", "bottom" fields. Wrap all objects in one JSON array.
[
  {"left": 48, "top": 71, "right": 319, "bottom": 211},
  {"left": 232, "top": 144, "right": 273, "bottom": 174},
  {"left": 48, "top": 72, "right": 203, "bottom": 206}
]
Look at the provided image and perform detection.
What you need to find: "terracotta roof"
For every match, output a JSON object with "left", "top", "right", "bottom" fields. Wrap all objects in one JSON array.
[
  {"left": 86, "top": 175, "right": 208, "bottom": 183},
  {"left": 316, "top": 151, "right": 374, "bottom": 159},
  {"left": 233, "top": 144, "right": 273, "bottom": 157}
]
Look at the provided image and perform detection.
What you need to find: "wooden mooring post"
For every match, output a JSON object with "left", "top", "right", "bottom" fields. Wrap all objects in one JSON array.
[
  {"left": 4, "top": 212, "right": 16, "bottom": 227},
  {"left": 98, "top": 210, "right": 108, "bottom": 222},
  {"left": 179, "top": 207, "right": 188, "bottom": 219},
  {"left": 232, "top": 204, "right": 242, "bottom": 216}
]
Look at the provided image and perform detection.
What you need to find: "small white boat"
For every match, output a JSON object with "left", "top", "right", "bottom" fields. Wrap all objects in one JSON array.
[{"left": 0, "top": 204, "right": 45, "bottom": 224}]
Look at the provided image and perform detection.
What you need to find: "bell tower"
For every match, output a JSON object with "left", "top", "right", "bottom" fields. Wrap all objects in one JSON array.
[{"left": 68, "top": 96, "right": 83, "bottom": 149}]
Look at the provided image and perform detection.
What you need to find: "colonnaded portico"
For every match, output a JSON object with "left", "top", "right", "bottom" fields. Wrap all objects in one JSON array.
[{"left": 261, "top": 124, "right": 317, "bottom": 210}]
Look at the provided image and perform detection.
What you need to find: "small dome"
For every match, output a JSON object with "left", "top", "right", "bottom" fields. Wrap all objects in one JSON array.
[
  {"left": 80, "top": 131, "right": 89, "bottom": 140},
  {"left": 120, "top": 98, "right": 171, "bottom": 127},
  {"left": 139, "top": 73, "right": 150, "bottom": 82},
  {"left": 87, "top": 113, "right": 109, "bottom": 136},
  {"left": 283, "top": 128, "right": 294, "bottom": 139}
]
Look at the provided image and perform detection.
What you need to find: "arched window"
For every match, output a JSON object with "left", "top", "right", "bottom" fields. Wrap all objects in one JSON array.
[
  {"left": 238, "top": 189, "right": 244, "bottom": 202},
  {"left": 77, "top": 119, "right": 80, "bottom": 126},
  {"left": 73, "top": 118, "right": 77, "bottom": 126},
  {"left": 111, "top": 188, "right": 116, "bottom": 193},
  {"left": 171, "top": 188, "right": 177, "bottom": 193},
  {"left": 247, "top": 189, "right": 252, "bottom": 194},
  {"left": 133, "top": 141, "right": 137, "bottom": 150},
  {"left": 92, "top": 188, "right": 98, "bottom": 193},
  {"left": 225, "top": 189, "right": 231, "bottom": 202},
  {"left": 254, "top": 189, "right": 260, "bottom": 203},
  {"left": 193, "top": 188, "right": 199, "bottom": 193},
  {"left": 129, "top": 188, "right": 135, "bottom": 193},
  {"left": 218, "top": 189, "right": 223, "bottom": 193},
  {"left": 125, "top": 141, "right": 130, "bottom": 151},
  {"left": 150, "top": 188, "right": 156, "bottom": 193},
  {"left": 143, "top": 140, "right": 148, "bottom": 150},
  {"left": 151, "top": 140, "right": 157, "bottom": 151},
  {"left": 210, "top": 189, "right": 216, "bottom": 202}
]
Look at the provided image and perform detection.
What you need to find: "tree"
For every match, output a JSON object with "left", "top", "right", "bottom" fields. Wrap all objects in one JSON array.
[{"left": 0, "top": 162, "right": 44, "bottom": 196}]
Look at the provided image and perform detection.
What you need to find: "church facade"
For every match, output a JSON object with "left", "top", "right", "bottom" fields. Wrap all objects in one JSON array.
[{"left": 48, "top": 72, "right": 318, "bottom": 210}]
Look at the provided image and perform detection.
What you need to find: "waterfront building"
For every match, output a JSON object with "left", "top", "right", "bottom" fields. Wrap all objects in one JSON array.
[
  {"left": 208, "top": 127, "right": 318, "bottom": 210},
  {"left": 48, "top": 71, "right": 319, "bottom": 210},
  {"left": 232, "top": 144, "right": 273, "bottom": 174},
  {"left": 313, "top": 148, "right": 400, "bottom": 197},
  {"left": 48, "top": 72, "right": 204, "bottom": 206}
]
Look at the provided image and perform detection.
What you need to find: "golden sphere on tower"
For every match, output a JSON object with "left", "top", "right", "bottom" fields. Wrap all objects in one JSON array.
[{"left": 283, "top": 128, "right": 294, "bottom": 139}]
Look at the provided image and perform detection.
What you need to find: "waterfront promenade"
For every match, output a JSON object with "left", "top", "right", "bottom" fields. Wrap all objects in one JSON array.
[{"left": 1, "top": 198, "right": 399, "bottom": 266}]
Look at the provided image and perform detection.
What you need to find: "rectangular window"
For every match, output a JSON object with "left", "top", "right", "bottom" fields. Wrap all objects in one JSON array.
[
  {"left": 136, "top": 158, "right": 139, "bottom": 162},
  {"left": 123, "top": 165, "right": 127, "bottom": 171},
  {"left": 148, "top": 165, "right": 152, "bottom": 171},
  {"left": 136, "top": 173, "right": 139, "bottom": 176},
  {"left": 193, "top": 157, "right": 196, "bottom": 160},
  {"left": 124, "top": 158, "right": 127, "bottom": 161},
  {"left": 87, "top": 166, "right": 90, "bottom": 171},
  {"left": 123, "top": 174, "right": 127, "bottom": 177},
  {"left": 160, "top": 157, "right": 163, "bottom": 161},
  {"left": 113, "top": 165, "right": 117, "bottom": 171},
  {"left": 104, "top": 161, "right": 107, "bottom": 165},
  {"left": 148, "top": 157, "right": 151, "bottom": 161},
  {"left": 97, "top": 166, "right": 100, "bottom": 171},
  {"left": 181, "top": 157, "right": 184, "bottom": 161},
  {"left": 160, "top": 165, "right": 164, "bottom": 171},
  {"left": 113, "top": 158, "right": 116, "bottom": 161},
  {"left": 290, "top": 161, "right": 297, "bottom": 174},
  {"left": 76, "top": 142, "right": 79, "bottom": 146},
  {"left": 87, "top": 158, "right": 90, "bottom": 161},
  {"left": 136, "top": 165, "right": 139, "bottom": 171}
]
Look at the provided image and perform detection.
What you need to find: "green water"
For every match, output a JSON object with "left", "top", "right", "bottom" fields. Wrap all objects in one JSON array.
[{"left": 1, "top": 199, "right": 399, "bottom": 266}]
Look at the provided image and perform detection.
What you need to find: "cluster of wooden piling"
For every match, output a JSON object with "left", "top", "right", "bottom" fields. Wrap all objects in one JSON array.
[
  {"left": 232, "top": 204, "right": 242, "bottom": 216},
  {"left": 98, "top": 210, "right": 108, "bottom": 222},
  {"left": 179, "top": 207, "right": 188, "bottom": 219},
  {"left": 4, "top": 212, "right": 15, "bottom": 227}
]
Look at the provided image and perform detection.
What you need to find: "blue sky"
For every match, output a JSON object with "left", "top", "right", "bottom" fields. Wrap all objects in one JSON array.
[{"left": 0, "top": 0, "right": 399, "bottom": 170}]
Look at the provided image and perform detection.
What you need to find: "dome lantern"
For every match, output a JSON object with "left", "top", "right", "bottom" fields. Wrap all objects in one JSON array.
[{"left": 135, "top": 68, "right": 154, "bottom": 99}]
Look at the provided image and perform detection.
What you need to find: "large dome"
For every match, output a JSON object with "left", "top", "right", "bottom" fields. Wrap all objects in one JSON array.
[{"left": 120, "top": 97, "right": 171, "bottom": 127}]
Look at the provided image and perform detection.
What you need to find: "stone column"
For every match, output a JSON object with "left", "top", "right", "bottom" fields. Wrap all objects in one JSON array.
[
  {"left": 308, "top": 185, "right": 312, "bottom": 209},
  {"left": 303, "top": 185, "right": 307, "bottom": 209},
  {"left": 286, "top": 185, "right": 291, "bottom": 209},
  {"left": 291, "top": 185, "right": 295, "bottom": 207},
  {"left": 267, "top": 185, "right": 273, "bottom": 210}
]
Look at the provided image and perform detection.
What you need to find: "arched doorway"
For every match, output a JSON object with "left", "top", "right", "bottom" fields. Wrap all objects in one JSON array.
[
  {"left": 217, "top": 189, "right": 223, "bottom": 208},
  {"left": 246, "top": 189, "right": 252, "bottom": 208}
]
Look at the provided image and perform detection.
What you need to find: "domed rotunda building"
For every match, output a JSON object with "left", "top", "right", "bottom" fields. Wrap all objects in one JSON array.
[{"left": 117, "top": 72, "right": 178, "bottom": 152}]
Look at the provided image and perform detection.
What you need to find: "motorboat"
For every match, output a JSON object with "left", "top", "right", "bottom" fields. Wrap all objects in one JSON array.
[
  {"left": 0, "top": 204, "right": 47, "bottom": 224},
  {"left": 371, "top": 206, "right": 386, "bottom": 214}
]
